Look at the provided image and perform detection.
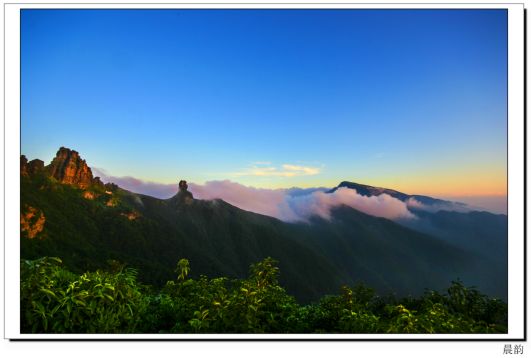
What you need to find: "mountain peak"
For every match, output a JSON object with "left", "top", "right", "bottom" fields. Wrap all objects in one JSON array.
[
  {"left": 45, "top": 147, "right": 101, "bottom": 189},
  {"left": 333, "top": 180, "right": 450, "bottom": 206},
  {"left": 21, "top": 155, "right": 45, "bottom": 177},
  {"left": 331, "top": 181, "right": 408, "bottom": 199},
  {"left": 171, "top": 179, "right": 194, "bottom": 205}
]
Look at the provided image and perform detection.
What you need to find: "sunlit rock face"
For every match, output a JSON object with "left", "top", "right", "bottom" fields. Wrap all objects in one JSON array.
[
  {"left": 20, "top": 205, "right": 46, "bottom": 239},
  {"left": 21, "top": 155, "right": 45, "bottom": 177},
  {"left": 83, "top": 191, "right": 96, "bottom": 200},
  {"left": 46, "top": 147, "right": 97, "bottom": 189},
  {"left": 121, "top": 211, "right": 140, "bottom": 220}
]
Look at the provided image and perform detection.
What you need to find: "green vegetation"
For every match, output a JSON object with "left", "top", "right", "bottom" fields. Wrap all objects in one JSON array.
[
  {"left": 21, "top": 257, "right": 507, "bottom": 334},
  {"left": 21, "top": 174, "right": 507, "bottom": 302}
]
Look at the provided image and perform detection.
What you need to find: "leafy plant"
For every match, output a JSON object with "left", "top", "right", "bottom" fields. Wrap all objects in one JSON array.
[{"left": 20, "top": 256, "right": 507, "bottom": 334}]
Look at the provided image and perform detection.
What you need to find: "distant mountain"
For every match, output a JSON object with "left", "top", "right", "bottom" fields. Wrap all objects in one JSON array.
[
  {"left": 330, "top": 181, "right": 464, "bottom": 207},
  {"left": 285, "top": 187, "right": 329, "bottom": 197},
  {"left": 20, "top": 148, "right": 508, "bottom": 302},
  {"left": 328, "top": 180, "right": 507, "bottom": 297},
  {"left": 289, "top": 205, "right": 505, "bottom": 299},
  {"left": 400, "top": 209, "right": 508, "bottom": 267}
]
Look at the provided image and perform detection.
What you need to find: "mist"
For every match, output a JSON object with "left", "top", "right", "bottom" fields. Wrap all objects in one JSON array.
[
  {"left": 93, "top": 170, "right": 498, "bottom": 222},
  {"left": 93, "top": 169, "right": 417, "bottom": 222}
]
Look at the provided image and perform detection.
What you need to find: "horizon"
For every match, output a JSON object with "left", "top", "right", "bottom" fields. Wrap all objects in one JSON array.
[
  {"left": 21, "top": 145, "right": 508, "bottom": 215},
  {"left": 22, "top": 9, "right": 507, "bottom": 198}
]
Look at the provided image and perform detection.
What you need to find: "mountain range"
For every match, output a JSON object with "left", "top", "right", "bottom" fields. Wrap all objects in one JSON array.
[{"left": 20, "top": 147, "right": 507, "bottom": 302}]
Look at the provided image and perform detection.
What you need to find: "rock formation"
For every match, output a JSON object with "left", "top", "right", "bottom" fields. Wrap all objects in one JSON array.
[
  {"left": 93, "top": 176, "right": 104, "bottom": 187},
  {"left": 46, "top": 147, "right": 101, "bottom": 189},
  {"left": 105, "top": 183, "right": 119, "bottom": 192},
  {"left": 20, "top": 205, "right": 45, "bottom": 239},
  {"left": 21, "top": 156, "right": 45, "bottom": 177},
  {"left": 121, "top": 211, "right": 140, "bottom": 221},
  {"left": 83, "top": 191, "right": 96, "bottom": 200},
  {"left": 172, "top": 179, "right": 194, "bottom": 205},
  {"left": 20, "top": 155, "right": 28, "bottom": 176},
  {"left": 28, "top": 159, "right": 44, "bottom": 176}
]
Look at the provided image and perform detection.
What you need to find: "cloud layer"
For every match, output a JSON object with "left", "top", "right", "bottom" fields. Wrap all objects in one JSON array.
[
  {"left": 92, "top": 168, "right": 179, "bottom": 199},
  {"left": 283, "top": 187, "right": 416, "bottom": 221},
  {"left": 232, "top": 163, "right": 322, "bottom": 178},
  {"left": 405, "top": 197, "right": 472, "bottom": 213},
  {"left": 93, "top": 168, "right": 416, "bottom": 222},
  {"left": 194, "top": 182, "right": 416, "bottom": 222},
  {"left": 189, "top": 181, "right": 287, "bottom": 219}
]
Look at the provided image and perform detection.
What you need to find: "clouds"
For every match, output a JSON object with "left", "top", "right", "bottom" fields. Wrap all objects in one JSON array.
[
  {"left": 189, "top": 180, "right": 287, "bottom": 219},
  {"left": 92, "top": 169, "right": 416, "bottom": 222},
  {"left": 283, "top": 187, "right": 416, "bottom": 221},
  {"left": 405, "top": 197, "right": 472, "bottom": 213},
  {"left": 232, "top": 163, "right": 322, "bottom": 178},
  {"left": 92, "top": 168, "right": 179, "bottom": 199},
  {"left": 190, "top": 181, "right": 415, "bottom": 222}
]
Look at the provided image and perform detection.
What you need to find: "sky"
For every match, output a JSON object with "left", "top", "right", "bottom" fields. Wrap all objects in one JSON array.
[{"left": 21, "top": 9, "right": 507, "bottom": 198}]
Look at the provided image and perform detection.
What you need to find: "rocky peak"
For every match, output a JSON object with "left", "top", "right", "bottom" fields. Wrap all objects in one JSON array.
[
  {"left": 179, "top": 180, "right": 188, "bottom": 191},
  {"left": 21, "top": 155, "right": 45, "bottom": 177},
  {"left": 172, "top": 179, "right": 194, "bottom": 205},
  {"left": 28, "top": 159, "right": 44, "bottom": 175},
  {"left": 20, "top": 155, "right": 28, "bottom": 176},
  {"left": 46, "top": 147, "right": 100, "bottom": 189}
]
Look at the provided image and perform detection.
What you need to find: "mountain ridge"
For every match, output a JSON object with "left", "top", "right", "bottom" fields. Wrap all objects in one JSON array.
[
  {"left": 330, "top": 180, "right": 466, "bottom": 208},
  {"left": 20, "top": 147, "right": 508, "bottom": 301}
]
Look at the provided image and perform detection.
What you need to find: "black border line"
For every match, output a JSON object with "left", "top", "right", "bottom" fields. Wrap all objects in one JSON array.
[{"left": 9, "top": 5, "right": 526, "bottom": 342}]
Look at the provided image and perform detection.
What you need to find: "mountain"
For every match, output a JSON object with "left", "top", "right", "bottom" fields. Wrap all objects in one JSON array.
[
  {"left": 330, "top": 181, "right": 464, "bottom": 207},
  {"left": 20, "top": 148, "right": 508, "bottom": 302},
  {"left": 21, "top": 178, "right": 345, "bottom": 302},
  {"left": 330, "top": 181, "right": 507, "bottom": 275},
  {"left": 400, "top": 209, "right": 508, "bottom": 267},
  {"left": 22, "top": 147, "right": 104, "bottom": 188}
]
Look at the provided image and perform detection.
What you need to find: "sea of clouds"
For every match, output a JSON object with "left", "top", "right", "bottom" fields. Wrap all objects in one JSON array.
[{"left": 92, "top": 169, "right": 418, "bottom": 222}]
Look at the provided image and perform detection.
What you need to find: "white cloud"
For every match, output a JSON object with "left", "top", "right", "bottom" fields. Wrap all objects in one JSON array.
[
  {"left": 92, "top": 168, "right": 179, "bottom": 199},
  {"left": 191, "top": 181, "right": 415, "bottom": 222},
  {"left": 92, "top": 171, "right": 417, "bottom": 222},
  {"left": 189, "top": 180, "right": 287, "bottom": 219},
  {"left": 406, "top": 197, "right": 472, "bottom": 213},
  {"left": 281, "top": 187, "right": 416, "bottom": 222},
  {"left": 232, "top": 163, "right": 322, "bottom": 178}
]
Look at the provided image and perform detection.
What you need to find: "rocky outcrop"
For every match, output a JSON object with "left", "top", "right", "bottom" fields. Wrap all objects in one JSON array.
[
  {"left": 21, "top": 156, "right": 45, "bottom": 177},
  {"left": 106, "top": 197, "right": 118, "bottom": 207},
  {"left": 28, "top": 159, "right": 44, "bottom": 176},
  {"left": 179, "top": 180, "right": 188, "bottom": 191},
  {"left": 105, "top": 183, "right": 119, "bottom": 192},
  {"left": 171, "top": 179, "right": 194, "bottom": 205},
  {"left": 21, "top": 205, "right": 45, "bottom": 239},
  {"left": 83, "top": 191, "right": 96, "bottom": 200},
  {"left": 121, "top": 211, "right": 140, "bottom": 221},
  {"left": 21, "top": 155, "right": 28, "bottom": 176},
  {"left": 46, "top": 147, "right": 100, "bottom": 189},
  {"left": 22, "top": 147, "right": 110, "bottom": 191},
  {"left": 93, "top": 176, "right": 104, "bottom": 187}
]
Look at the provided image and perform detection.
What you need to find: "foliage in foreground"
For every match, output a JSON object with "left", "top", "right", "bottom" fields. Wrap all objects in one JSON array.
[{"left": 20, "top": 257, "right": 507, "bottom": 334}]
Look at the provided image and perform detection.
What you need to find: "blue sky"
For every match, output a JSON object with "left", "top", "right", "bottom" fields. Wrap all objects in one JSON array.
[{"left": 21, "top": 9, "right": 507, "bottom": 196}]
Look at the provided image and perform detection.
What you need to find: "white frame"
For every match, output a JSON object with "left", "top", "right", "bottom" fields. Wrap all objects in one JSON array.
[{"left": 3, "top": 1, "right": 525, "bottom": 340}]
